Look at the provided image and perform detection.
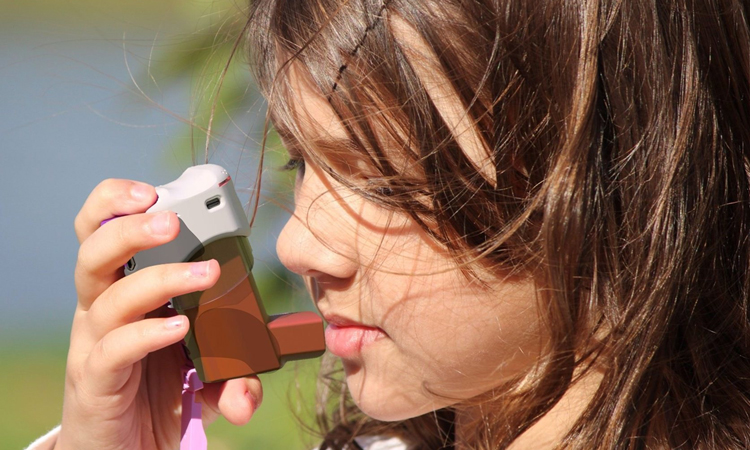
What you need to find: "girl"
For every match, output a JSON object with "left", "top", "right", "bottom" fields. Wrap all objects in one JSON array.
[{"left": 28, "top": 0, "right": 750, "bottom": 448}]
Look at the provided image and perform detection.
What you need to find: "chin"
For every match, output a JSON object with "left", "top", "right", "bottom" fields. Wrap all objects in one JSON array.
[
  {"left": 352, "top": 398, "right": 429, "bottom": 422},
  {"left": 343, "top": 364, "right": 444, "bottom": 422}
]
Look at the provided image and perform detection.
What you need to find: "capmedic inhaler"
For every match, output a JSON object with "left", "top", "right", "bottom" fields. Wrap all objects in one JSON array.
[{"left": 123, "top": 164, "right": 325, "bottom": 383}]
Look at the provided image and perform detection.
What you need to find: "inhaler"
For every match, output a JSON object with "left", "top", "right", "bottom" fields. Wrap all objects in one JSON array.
[{"left": 122, "top": 164, "right": 325, "bottom": 383}]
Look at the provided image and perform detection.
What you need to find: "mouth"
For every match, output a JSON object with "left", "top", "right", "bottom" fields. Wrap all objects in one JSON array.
[{"left": 322, "top": 314, "right": 387, "bottom": 358}]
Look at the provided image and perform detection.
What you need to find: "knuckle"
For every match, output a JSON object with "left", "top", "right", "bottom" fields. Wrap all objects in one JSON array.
[
  {"left": 137, "top": 321, "right": 152, "bottom": 340},
  {"left": 73, "top": 212, "right": 85, "bottom": 238},
  {"left": 155, "top": 261, "right": 177, "bottom": 282},
  {"left": 128, "top": 264, "right": 175, "bottom": 301},
  {"left": 97, "top": 335, "right": 112, "bottom": 363},
  {"left": 116, "top": 217, "right": 130, "bottom": 248},
  {"left": 65, "top": 360, "right": 81, "bottom": 384},
  {"left": 96, "top": 178, "right": 121, "bottom": 199},
  {"left": 157, "top": 264, "right": 178, "bottom": 289},
  {"left": 75, "top": 245, "right": 94, "bottom": 278},
  {"left": 99, "top": 284, "right": 125, "bottom": 322},
  {"left": 70, "top": 361, "right": 88, "bottom": 387},
  {"left": 111, "top": 215, "right": 141, "bottom": 256},
  {"left": 98, "top": 178, "right": 134, "bottom": 207}
]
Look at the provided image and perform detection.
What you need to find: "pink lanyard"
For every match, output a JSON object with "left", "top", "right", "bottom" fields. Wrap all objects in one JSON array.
[{"left": 180, "top": 365, "right": 207, "bottom": 450}]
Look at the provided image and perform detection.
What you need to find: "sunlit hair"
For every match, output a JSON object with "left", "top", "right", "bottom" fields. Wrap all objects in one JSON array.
[{"left": 245, "top": 0, "right": 750, "bottom": 448}]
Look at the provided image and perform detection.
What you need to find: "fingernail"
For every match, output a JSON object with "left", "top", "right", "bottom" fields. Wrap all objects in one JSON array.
[
  {"left": 165, "top": 316, "right": 186, "bottom": 329},
  {"left": 150, "top": 211, "right": 171, "bottom": 235},
  {"left": 189, "top": 261, "right": 211, "bottom": 278},
  {"left": 246, "top": 392, "right": 259, "bottom": 413},
  {"left": 130, "top": 183, "right": 152, "bottom": 201}
]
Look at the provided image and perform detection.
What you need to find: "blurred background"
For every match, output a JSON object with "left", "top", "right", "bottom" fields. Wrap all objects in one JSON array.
[{"left": 0, "top": 1, "right": 323, "bottom": 448}]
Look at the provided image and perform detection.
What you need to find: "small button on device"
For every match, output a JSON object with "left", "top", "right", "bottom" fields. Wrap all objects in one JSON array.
[{"left": 205, "top": 196, "right": 221, "bottom": 210}]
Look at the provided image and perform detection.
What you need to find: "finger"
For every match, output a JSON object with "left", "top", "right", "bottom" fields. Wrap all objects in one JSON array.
[
  {"left": 199, "top": 376, "right": 263, "bottom": 426},
  {"left": 82, "top": 316, "right": 189, "bottom": 397},
  {"left": 75, "top": 210, "right": 179, "bottom": 310},
  {"left": 74, "top": 178, "right": 157, "bottom": 245},
  {"left": 85, "top": 260, "right": 219, "bottom": 341}
]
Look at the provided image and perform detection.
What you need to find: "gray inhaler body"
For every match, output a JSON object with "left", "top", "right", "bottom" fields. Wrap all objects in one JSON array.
[{"left": 124, "top": 164, "right": 325, "bottom": 383}]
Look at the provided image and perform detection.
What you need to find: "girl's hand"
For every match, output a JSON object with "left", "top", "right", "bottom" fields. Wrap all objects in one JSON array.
[{"left": 56, "top": 179, "right": 263, "bottom": 450}]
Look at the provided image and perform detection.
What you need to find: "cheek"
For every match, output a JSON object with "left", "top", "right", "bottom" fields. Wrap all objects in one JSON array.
[
  {"left": 347, "top": 269, "right": 541, "bottom": 420},
  {"left": 391, "top": 281, "right": 541, "bottom": 389},
  {"left": 335, "top": 207, "right": 542, "bottom": 419}
]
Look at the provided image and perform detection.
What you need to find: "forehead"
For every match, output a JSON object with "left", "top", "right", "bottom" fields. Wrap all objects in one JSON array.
[
  {"left": 275, "top": 15, "right": 497, "bottom": 184},
  {"left": 275, "top": 61, "right": 406, "bottom": 177},
  {"left": 272, "top": 14, "right": 492, "bottom": 183},
  {"left": 278, "top": 62, "right": 349, "bottom": 144}
]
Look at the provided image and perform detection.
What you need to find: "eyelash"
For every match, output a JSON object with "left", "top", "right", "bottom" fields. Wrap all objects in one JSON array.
[
  {"left": 282, "top": 157, "right": 305, "bottom": 172},
  {"left": 281, "top": 153, "right": 393, "bottom": 197},
  {"left": 366, "top": 180, "right": 395, "bottom": 197}
]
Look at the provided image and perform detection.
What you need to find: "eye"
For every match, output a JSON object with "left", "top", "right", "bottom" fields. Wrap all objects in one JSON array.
[
  {"left": 282, "top": 157, "right": 304, "bottom": 172},
  {"left": 365, "top": 179, "right": 395, "bottom": 197},
  {"left": 282, "top": 157, "right": 306, "bottom": 183},
  {"left": 376, "top": 185, "right": 394, "bottom": 197}
]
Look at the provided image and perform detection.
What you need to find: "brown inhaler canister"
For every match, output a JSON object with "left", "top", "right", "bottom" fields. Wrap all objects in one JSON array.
[{"left": 173, "top": 236, "right": 325, "bottom": 383}]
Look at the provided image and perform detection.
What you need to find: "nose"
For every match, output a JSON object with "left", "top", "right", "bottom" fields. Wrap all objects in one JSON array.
[
  {"left": 276, "top": 215, "right": 355, "bottom": 279},
  {"left": 276, "top": 168, "right": 359, "bottom": 281}
]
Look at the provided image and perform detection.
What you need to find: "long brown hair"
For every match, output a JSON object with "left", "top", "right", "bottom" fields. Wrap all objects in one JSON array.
[{"left": 245, "top": 0, "right": 750, "bottom": 448}]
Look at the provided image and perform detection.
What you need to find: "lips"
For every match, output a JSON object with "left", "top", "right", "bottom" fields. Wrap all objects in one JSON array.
[{"left": 323, "top": 314, "right": 387, "bottom": 358}]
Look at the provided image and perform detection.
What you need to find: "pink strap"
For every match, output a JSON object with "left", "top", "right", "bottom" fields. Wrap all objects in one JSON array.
[{"left": 181, "top": 366, "right": 207, "bottom": 450}]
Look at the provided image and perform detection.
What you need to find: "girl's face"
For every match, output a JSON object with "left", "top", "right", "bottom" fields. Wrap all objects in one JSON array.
[{"left": 275, "top": 70, "right": 542, "bottom": 421}]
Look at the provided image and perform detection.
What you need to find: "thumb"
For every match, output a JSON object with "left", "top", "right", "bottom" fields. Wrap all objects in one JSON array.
[{"left": 198, "top": 376, "right": 263, "bottom": 426}]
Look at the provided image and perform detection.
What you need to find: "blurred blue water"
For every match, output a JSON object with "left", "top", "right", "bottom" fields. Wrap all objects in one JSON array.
[{"left": 0, "top": 20, "right": 282, "bottom": 341}]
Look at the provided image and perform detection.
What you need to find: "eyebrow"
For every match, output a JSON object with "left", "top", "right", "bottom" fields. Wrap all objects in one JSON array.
[{"left": 273, "top": 123, "right": 363, "bottom": 157}]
